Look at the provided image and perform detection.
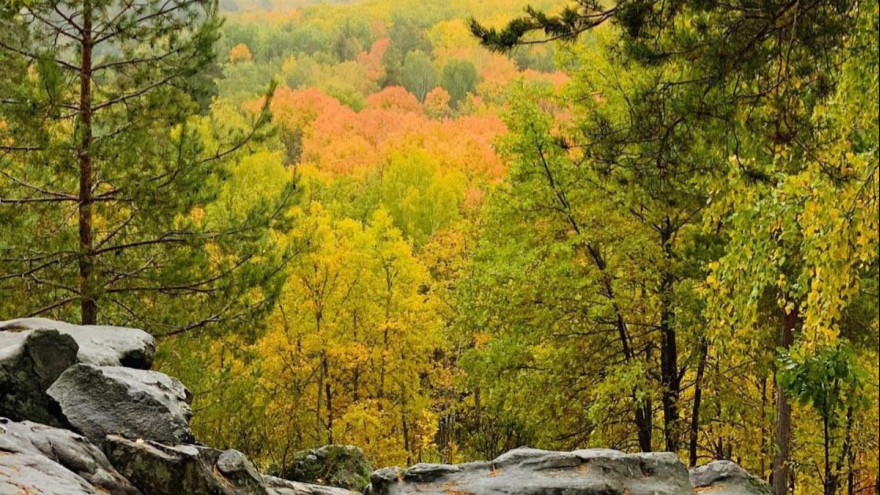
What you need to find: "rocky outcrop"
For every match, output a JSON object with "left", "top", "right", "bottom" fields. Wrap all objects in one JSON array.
[
  {"left": 0, "top": 317, "right": 156, "bottom": 369},
  {"left": 274, "top": 445, "right": 373, "bottom": 491},
  {"left": 103, "top": 436, "right": 361, "bottom": 495},
  {"left": 690, "top": 460, "right": 772, "bottom": 495},
  {"left": 3, "top": 318, "right": 771, "bottom": 495},
  {"left": 47, "top": 363, "right": 194, "bottom": 445},
  {"left": 0, "top": 317, "right": 156, "bottom": 426},
  {"left": 0, "top": 419, "right": 141, "bottom": 495},
  {"left": 2, "top": 318, "right": 357, "bottom": 495},
  {"left": 366, "top": 447, "right": 695, "bottom": 495},
  {"left": 0, "top": 327, "right": 79, "bottom": 425},
  {"left": 105, "top": 435, "right": 267, "bottom": 495}
]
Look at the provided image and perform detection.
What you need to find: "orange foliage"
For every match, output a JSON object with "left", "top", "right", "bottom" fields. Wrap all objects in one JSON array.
[
  {"left": 365, "top": 86, "right": 422, "bottom": 114},
  {"left": 263, "top": 87, "right": 506, "bottom": 181},
  {"left": 423, "top": 87, "right": 451, "bottom": 119},
  {"left": 477, "top": 53, "right": 519, "bottom": 100},
  {"left": 522, "top": 69, "right": 571, "bottom": 90},
  {"left": 357, "top": 38, "right": 391, "bottom": 83}
]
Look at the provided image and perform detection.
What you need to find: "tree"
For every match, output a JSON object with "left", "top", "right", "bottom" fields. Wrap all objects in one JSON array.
[
  {"left": 228, "top": 43, "right": 253, "bottom": 64},
  {"left": 383, "top": 15, "right": 432, "bottom": 86},
  {"left": 244, "top": 205, "right": 443, "bottom": 467},
  {"left": 779, "top": 345, "right": 866, "bottom": 495},
  {"left": 423, "top": 87, "right": 451, "bottom": 119},
  {"left": 401, "top": 50, "right": 438, "bottom": 102},
  {"left": 472, "top": 0, "right": 877, "bottom": 491},
  {"left": 0, "top": 0, "right": 288, "bottom": 330},
  {"left": 440, "top": 59, "right": 478, "bottom": 107}
]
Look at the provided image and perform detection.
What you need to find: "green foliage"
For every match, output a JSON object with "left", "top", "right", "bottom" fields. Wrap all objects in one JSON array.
[
  {"left": 402, "top": 51, "right": 439, "bottom": 102},
  {"left": 440, "top": 59, "right": 479, "bottom": 106},
  {"left": 778, "top": 345, "right": 866, "bottom": 428}
]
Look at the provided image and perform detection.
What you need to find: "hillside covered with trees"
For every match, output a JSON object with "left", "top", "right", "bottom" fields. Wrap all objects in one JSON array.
[{"left": 1, "top": 0, "right": 877, "bottom": 494}]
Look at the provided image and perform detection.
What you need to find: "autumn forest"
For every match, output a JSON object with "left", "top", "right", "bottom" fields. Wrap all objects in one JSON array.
[{"left": 0, "top": 0, "right": 877, "bottom": 494}]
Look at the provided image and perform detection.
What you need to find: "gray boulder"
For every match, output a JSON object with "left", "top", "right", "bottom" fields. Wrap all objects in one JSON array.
[
  {"left": 219, "top": 449, "right": 271, "bottom": 494},
  {"left": 264, "top": 476, "right": 362, "bottom": 495},
  {"left": 689, "top": 460, "right": 772, "bottom": 495},
  {"left": 0, "top": 318, "right": 156, "bottom": 369},
  {"left": 0, "top": 418, "right": 140, "bottom": 495},
  {"left": 0, "top": 328, "right": 79, "bottom": 425},
  {"left": 366, "top": 447, "right": 696, "bottom": 495},
  {"left": 47, "top": 363, "right": 194, "bottom": 445},
  {"left": 0, "top": 452, "right": 101, "bottom": 495},
  {"left": 275, "top": 445, "right": 373, "bottom": 491}
]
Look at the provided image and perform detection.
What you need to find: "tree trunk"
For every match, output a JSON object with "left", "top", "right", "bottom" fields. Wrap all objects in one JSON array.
[
  {"left": 761, "top": 377, "right": 769, "bottom": 478},
  {"left": 659, "top": 222, "right": 681, "bottom": 453},
  {"left": 659, "top": 304, "right": 680, "bottom": 452},
  {"left": 78, "top": 0, "right": 97, "bottom": 324},
  {"left": 636, "top": 343, "right": 653, "bottom": 452},
  {"left": 772, "top": 308, "right": 796, "bottom": 495},
  {"left": 689, "top": 337, "right": 708, "bottom": 467},
  {"left": 636, "top": 399, "right": 653, "bottom": 452},
  {"left": 824, "top": 414, "right": 833, "bottom": 495},
  {"left": 402, "top": 407, "right": 410, "bottom": 464},
  {"left": 316, "top": 351, "right": 324, "bottom": 443}
]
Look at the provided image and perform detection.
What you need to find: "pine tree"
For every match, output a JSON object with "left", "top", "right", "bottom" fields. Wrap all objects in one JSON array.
[{"left": 0, "top": 0, "right": 289, "bottom": 330}]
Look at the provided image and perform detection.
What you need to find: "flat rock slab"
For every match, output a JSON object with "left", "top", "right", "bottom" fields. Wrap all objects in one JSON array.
[
  {"left": 0, "top": 418, "right": 140, "bottom": 495},
  {"left": 264, "top": 476, "right": 362, "bottom": 495},
  {"left": 367, "top": 448, "right": 696, "bottom": 495},
  {"left": 0, "top": 452, "right": 102, "bottom": 495},
  {"left": 689, "top": 461, "right": 771, "bottom": 495},
  {"left": 0, "top": 328, "right": 79, "bottom": 425},
  {"left": 0, "top": 317, "right": 156, "bottom": 369},
  {"left": 47, "top": 364, "right": 194, "bottom": 445}
]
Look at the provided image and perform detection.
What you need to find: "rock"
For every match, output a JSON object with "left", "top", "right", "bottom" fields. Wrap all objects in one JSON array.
[
  {"left": 47, "top": 363, "right": 194, "bottom": 445},
  {"left": 275, "top": 445, "right": 373, "bottom": 491},
  {"left": 105, "top": 435, "right": 267, "bottom": 495},
  {"left": 219, "top": 449, "right": 270, "bottom": 494},
  {"left": 0, "top": 317, "right": 156, "bottom": 369},
  {"left": 0, "top": 328, "right": 79, "bottom": 425},
  {"left": 366, "top": 447, "right": 696, "bottom": 495},
  {"left": 264, "top": 476, "right": 362, "bottom": 495},
  {"left": 366, "top": 467, "right": 403, "bottom": 493},
  {"left": 0, "top": 418, "right": 141, "bottom": 495},
  {"left": 689, "top": 460, "right": 772, "bottom": 495},
  {"left": 0, "top": 452, "right": 101, "bottom": 495}
]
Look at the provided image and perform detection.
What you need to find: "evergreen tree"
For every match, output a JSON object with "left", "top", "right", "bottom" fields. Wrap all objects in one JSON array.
[{"left": 0, "top": 0, "right": 290, "bottom": 330}]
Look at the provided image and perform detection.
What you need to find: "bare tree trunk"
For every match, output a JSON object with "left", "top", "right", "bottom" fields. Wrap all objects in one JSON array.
[
  {"left": 636, "top": 343, "right": 654, "bottom": 452},
  {"left": 660, "top": 303, "right": 679, "bottom": 452},
  {"left": 772, "top": 308, "right": 797, "bottom": 495},
  {"left": 689, "top": 337, "right": 708, "bottom": 467},
  {"left": 659, "top": 222, "right": 681, "bottom": 453},
  {"left": 402, "top": 408, "right": 410, "bottom": 464},
  {"left": 316, "top": 351, "right": 324, "bottom": 443},
  {"left": 324, "top": 354, "right": 333, "bottom": 444},
  {"left": 761, "top": 377, "right": 769, "bottom": 478},
  {"left": 78, "top": 0, "right": 97, "bottom": 324}
]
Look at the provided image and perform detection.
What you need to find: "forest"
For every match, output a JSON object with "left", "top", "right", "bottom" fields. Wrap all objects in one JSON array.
[{"left": 0, "top": 0, "right": 877, "bottom": 494}]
